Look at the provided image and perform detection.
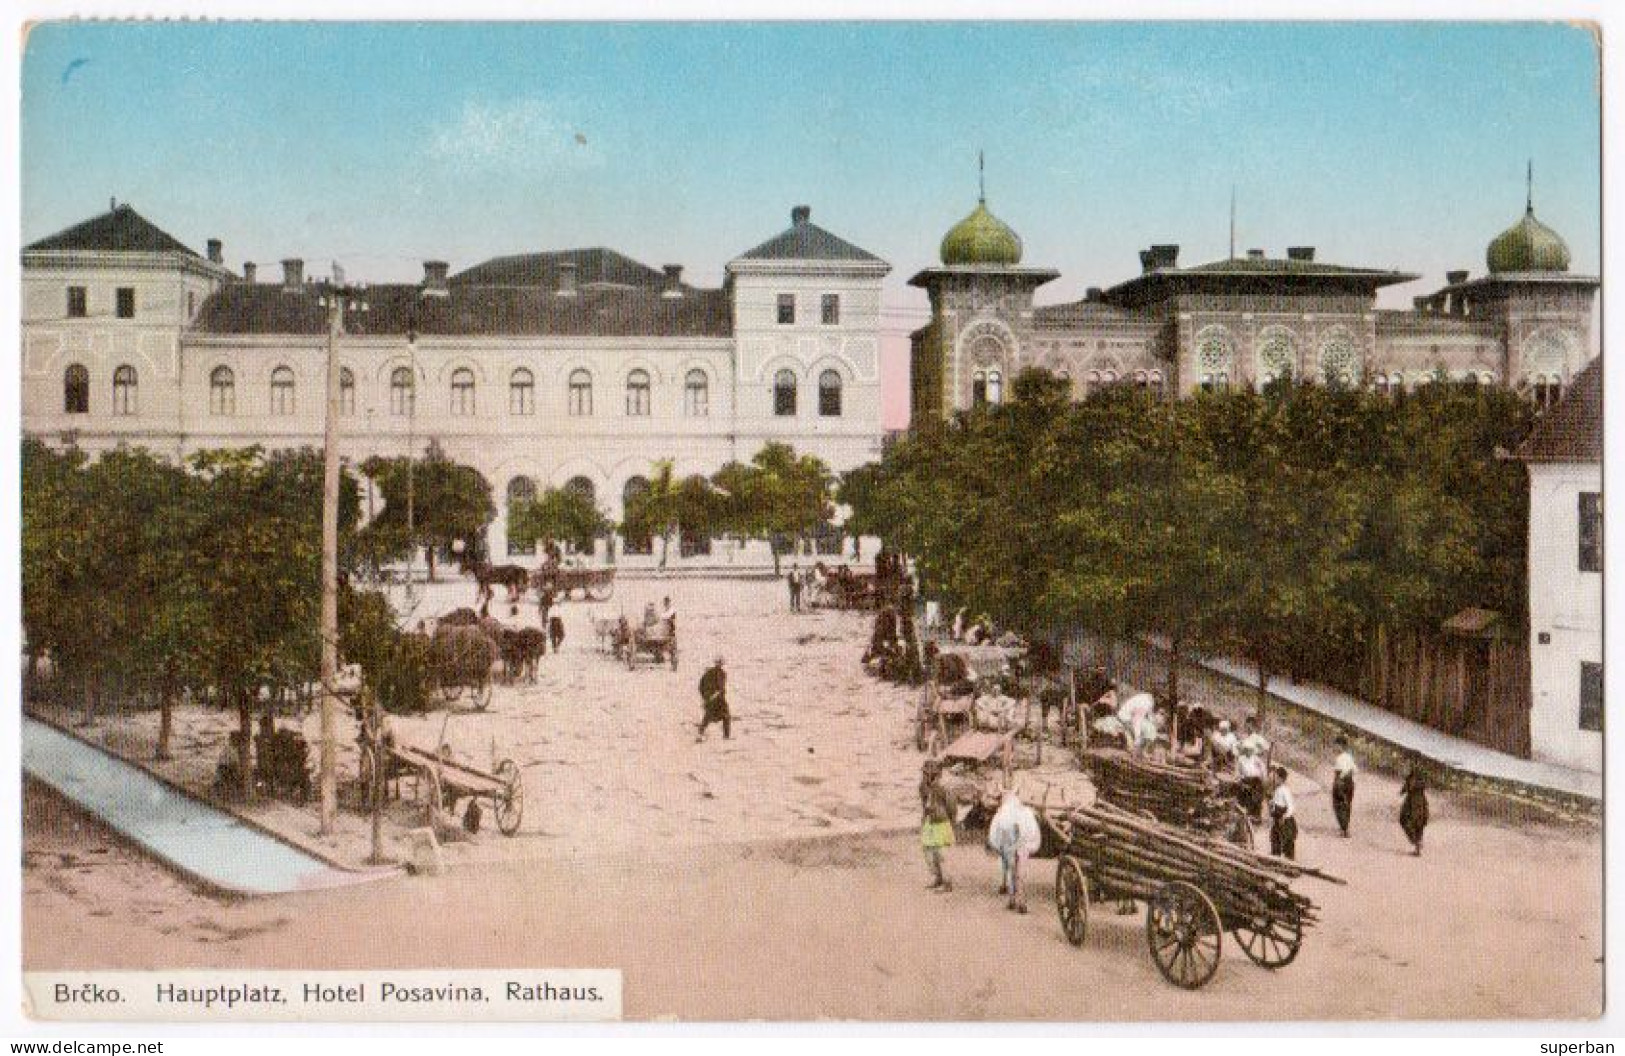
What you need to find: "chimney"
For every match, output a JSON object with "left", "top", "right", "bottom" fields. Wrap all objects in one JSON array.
[
  {"left": 421, "top": 260, "right": 450, "bottom": 298},
  {"left": 242, "top": 261, "right": 257, "bottom": 284},
  {"left": 1446, "top": 269, "right": 1469, "bottom": 285},
  {"left": 1085, "top": 287, "right": 1103, "bottom": 302},
  {"left": 556, "top": 260, "right": 579, "bottom": 297},
  {"left": 281, "top": 258, "right": 304, "bottom": 292},
  {"left": 207, "top": 238, "right": 223, "bottom": 264},
  {"left": 1246, "top": 248, "right": 1266, "bottom": 260},
  {"left": 792, "top": 205, "right": 811, "bottom": 226},
  {"left": 1286, "top": 246, "right": 1315, "bottom": 262},
  {"left": 662, "top": 264, "right": 684, "bottom": 299}
]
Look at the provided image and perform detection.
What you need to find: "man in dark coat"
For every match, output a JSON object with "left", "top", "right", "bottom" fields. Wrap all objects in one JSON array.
[
  {"left": 1400, "top": 766, "right": 1429, "bottom": 855},
  {"left": 697, "top": 656, "right": 730, "bottom": 741}
]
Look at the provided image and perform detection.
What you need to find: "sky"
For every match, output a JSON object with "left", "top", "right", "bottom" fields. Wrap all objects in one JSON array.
[{"left": 20, "top": 21, "right": 1602, "bottom": 426}]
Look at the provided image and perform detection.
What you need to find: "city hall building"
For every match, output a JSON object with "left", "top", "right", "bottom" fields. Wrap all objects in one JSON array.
[
  {"left": 21, "top": 203, "right": 889, "bottom": 561},
  {"left": 910, "top": 186, "right": 1598, "bottom": 427}
]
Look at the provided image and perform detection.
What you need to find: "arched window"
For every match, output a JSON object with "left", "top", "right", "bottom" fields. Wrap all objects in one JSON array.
[
  {"left": 1196, "top": 329, "right": 1234, "bottom": 392},
  {"left": 685, "top": 369, "right": 709, "bottom": 417},
  {"left": 210, "top": 366, "right": 235, "bottom": 416},
  {"left": 506, "top": 476, "right": 537, "bottom": 556},
  {"left": 1532, "top": 374, "right": 1564, "bottom": 410},
  {"left": 773, "top": 369, "right": 797, "bottom": 416},
  {"left": 63, "top": 364, "right": 89, "bottom": 414},
  {"left": 818, "top": 369, "right": 843, "bottom": 417},
  {"left": 568, "top": 369, "right": 593, "bottom": 416},
  {"left": 626, "top": 369, "right": 651, "bottom": 417},
  {"left": 1319, "top": 334, "right": 1360, "bottom": 388},
  {"left": 339, "top": 367, "right": 355, "bottom": 416},
  {"left": 449, "top": 368, "right": 475, "bottom": 416},
  {"left": 112, "top": 365, "right": 137, "bottom": 416},
  {"left": 622, "top": 476, "right": 652, "bottom": 555},
  {"left": 1256, "top": 329, "right": 1298, "bottom": 387},
  {"left": 972, "top": 369, "right": 988, "bottom": 407},
  {"left": 270, "top": 365, "right": 295, "bottom": 416},
  {"left": 509, "top": 368, "right": 534, "bottom": 415},
  {"left": 987, "top": 370, "right": 1004, "bottom": 405},
  {"left": 390, "top": 367, "right": 415, "bottom": 416}
]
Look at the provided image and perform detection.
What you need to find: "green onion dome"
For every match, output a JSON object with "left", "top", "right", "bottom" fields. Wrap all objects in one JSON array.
[
  {"left": 1486, "top": 205, "right": 1571, "bottom": 274},
  {"left": 940, "top": 199, "right": 1023, "bottom": 266}
]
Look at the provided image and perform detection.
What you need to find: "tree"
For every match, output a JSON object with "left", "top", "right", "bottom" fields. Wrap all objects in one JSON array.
[
  {"left": 622, "top": 459, "right": 686, "bottom": 567},
  {"left": 510, "top": 485, "right": 613, "bottom": 556},
  {"left": 712, "top": 443, "right": 835, "bottom": 574},
  {"left": 360, "top": 442, "right": 494, "bottom": 580}
]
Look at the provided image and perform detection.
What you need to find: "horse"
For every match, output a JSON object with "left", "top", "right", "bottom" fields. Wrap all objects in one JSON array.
[{"left": 461, "top": 558, "right": 531, "bottom": 603}]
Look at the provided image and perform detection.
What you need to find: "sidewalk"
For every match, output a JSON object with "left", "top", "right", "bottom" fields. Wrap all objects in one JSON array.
[{"left": 1188, "top": 651, "right": 1601, "bottom": 803}]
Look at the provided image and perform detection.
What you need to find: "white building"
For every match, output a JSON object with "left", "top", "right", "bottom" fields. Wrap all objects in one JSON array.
[
  {"left": 1519, "top": 358, "right": 1602, "bottom": 772},
  {"left": 21, "top": 202, "right": 889, "bottom": 562}
]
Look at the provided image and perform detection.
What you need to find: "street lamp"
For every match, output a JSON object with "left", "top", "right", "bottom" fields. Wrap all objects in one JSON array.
[{"left": 315, "top": 277, "right": 367, "bottom": 837}]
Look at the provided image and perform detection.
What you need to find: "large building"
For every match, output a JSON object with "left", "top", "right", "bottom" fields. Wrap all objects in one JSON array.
[
  {"left": 1518, "top": 359, "right": 1602, "bottom": 773},
  {"left": 21, "top": 202, "right": 890, "bottom": 561},
  {"left": 910, "top": 183, "right": 1598, "bottom": 426}
]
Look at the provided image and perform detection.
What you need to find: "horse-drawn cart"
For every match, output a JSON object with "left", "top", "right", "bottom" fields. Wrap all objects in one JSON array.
[
  {"left": 533, "top": 566, "right": 615, "bottom": 602},
  {"left": 361, "top": 736, "right": 525, "bottom": 837},
  {"left": 1044, "top": 800, "right": 1338, "bottom": 989},
  {"left": 625, "top": 619, "right": 678, "bottom": 670}
]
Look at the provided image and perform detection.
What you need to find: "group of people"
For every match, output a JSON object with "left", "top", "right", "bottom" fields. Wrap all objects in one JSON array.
[{"left": 918, "top": 761, "right": 1043, "bottom": 913}]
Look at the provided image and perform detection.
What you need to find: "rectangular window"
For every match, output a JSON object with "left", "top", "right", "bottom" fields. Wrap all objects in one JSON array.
[
  {"left": 1580, "top": 661, "right": 1603, "bottom": 732},
  {"left": 821, "top": 293, "right": 840, "bottom": 325},
  {"left": 776, "top": 293, "right": 795, "bottom": 325},
  {"left": 116, "top": 287, "right": 135, "bottom": 319},
  {"left": 66, "top": 286, "right": 87, "bottom": 318},
  {"left": 1579, "top": 492, "right": 1602, "bottom": 573}
]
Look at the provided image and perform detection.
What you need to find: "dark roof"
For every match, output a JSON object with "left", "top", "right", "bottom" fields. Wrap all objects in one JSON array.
[
  {"left": 1518, "top": 358, "right": 1601, "bottom": 463},
  {"left": 451, "top": 248, "right": 669, "bottom": 288},
  {"left": 1177, "top": 256, "right": 1413, "bottom": 279},
  {"left": 191, "top": 282, "right": 732, "bottom": 339},
  {"left": 1032, "top": 299, "right": 1144, "bottom": 328},
  {"left": 25, "top": 204, "right": 200, "bottom": 257},
  {"left": 736, "top": 210, "right": 883, "bottom": 263},
  {"left": 1104, "top": 255, "right": 1418, "bottom": 308}
]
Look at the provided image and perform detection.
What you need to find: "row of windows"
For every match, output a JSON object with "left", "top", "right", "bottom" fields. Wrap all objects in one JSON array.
[
  {"left": 776, "top": 293, "right": 840, "bottom": 326},
  {"left": 61, "top": 363, "right": 846, "bottom": 419},
  {"left": 65, "top": 285, "right": 137, "bottom": 320}
]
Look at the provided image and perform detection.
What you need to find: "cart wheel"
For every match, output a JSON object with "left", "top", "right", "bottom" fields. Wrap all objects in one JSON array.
[
  {"left": 494, "top": 758, "right": 524, "bottom": 836},
  {"left": 436, "top": 683, "right": 461, "bottom": 710},
  {"left": 1055, "top": 856, "right": 1089, "bottom": 947},
  {"left": 1146, "top": 880, "right": 1223, "bottom": 990},
  {"left": 1232, "top": 900, "right": 1303, "bottom": 969},
  {"left": 471, "top": 680, "right": 492, "bottom": 712}
]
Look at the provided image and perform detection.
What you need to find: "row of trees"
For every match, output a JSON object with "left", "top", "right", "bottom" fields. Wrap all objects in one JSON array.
[{"left": 841, "top": 370, "right": 1534, "bottom": 712}]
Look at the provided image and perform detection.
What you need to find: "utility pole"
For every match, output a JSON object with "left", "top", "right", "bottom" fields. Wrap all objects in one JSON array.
[{"left": 318, "top": 277, "right": 368, "bottom": 836}]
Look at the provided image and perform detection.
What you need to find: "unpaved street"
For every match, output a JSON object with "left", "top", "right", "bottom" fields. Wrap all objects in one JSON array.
[{"left": 23, "top": 575, "right": 1603, "bottom": 1020}]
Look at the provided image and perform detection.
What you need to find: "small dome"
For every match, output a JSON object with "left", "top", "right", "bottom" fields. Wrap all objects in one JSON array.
[
  {"left": 940, "top": 200, "right": 1023, "bottom": 266},
  {"left": 1486, "top": 206, "right": 1571, "bottom": 274}
]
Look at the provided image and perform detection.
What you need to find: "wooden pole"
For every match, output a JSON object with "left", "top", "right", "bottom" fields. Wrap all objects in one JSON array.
[{"left": 318, "top": 287, "right": 344, "bottom": 835}]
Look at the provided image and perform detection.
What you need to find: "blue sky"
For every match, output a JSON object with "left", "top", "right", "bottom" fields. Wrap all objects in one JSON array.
[{"left": 22, "top": 21, "right": 1601, "bottom": 335}]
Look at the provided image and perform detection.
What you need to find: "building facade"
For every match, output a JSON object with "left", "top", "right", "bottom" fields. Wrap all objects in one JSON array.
[
  {"left": 22, "top": 203, "right": 889, "bottom": 562},
  {"left": 1518, "top": 359, "right": 1602, "bottom": 773},
  {"left": 910, "top": 187, "right": 1598, "bottom": 428}
]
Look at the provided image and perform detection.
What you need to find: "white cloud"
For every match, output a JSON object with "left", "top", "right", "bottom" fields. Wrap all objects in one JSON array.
[{"left": 426, "top": 97, "right": 602, "bottom": 174}]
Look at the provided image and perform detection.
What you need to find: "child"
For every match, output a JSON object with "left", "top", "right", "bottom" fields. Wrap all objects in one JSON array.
[
  {"left": 1331, "top": 735, "right": 1357, "bottom": 837},
  {"left": 919, "top": 759, "right": 956, "bottom": 892},
  {"left": 1268, "top": 765, "right": 1297, "bottom": 860},
  {"left": 1400, "top": 766, "right": 1429, "bottom": 856}
]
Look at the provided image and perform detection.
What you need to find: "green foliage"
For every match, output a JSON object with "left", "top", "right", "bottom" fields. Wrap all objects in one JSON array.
[
  {"left": 510, "top": 485, "right": 613, "bottom": 554},
  {"left": 842, "top": 372, "right": 1534, "bottom": 705},
  {"left": 709, "top": 442, "right": 835, "bottom": 570},
  {"left": 359, "top": 442, "right": 495, "bottom": 576}
]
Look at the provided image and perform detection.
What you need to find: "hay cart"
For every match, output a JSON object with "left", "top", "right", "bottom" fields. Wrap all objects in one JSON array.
[
  {"left": 426, "top": 626, "right": 496, "bottom": 711},
  {"left": 1044, "top": 800, "right": 1339, "bottom": 989}
]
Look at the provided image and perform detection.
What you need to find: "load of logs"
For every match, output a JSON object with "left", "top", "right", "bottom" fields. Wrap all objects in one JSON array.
[
  {"left": 1082, "top": 747, "right": 1238, "bottom": 828},
  {"left": 1047, "top": 799, "right": 1341, "bottom": 925}
]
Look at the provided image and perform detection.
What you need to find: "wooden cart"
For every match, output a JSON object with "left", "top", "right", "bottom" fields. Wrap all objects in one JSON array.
[
  {"left": 362, "top": 738, "right": 525, "bottom": 837},
  {"left": 625, "top": 619, "right": 678, "bottom": 670},
  {"left": 1045, "top": 800, "right": 1337, "bottom": 989},
  {"left": 533, "top": 566, "right": 615, "bottom": 601}
]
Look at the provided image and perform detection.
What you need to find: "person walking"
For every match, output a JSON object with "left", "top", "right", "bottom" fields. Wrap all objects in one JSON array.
[
  {"left": 697, "top": 656, "right": 730, "bottom": 741},
  {"left": 1400, "top": 766, "right": 1429, "bottom": 856},
  {"left": 919, "top": 759, "right": 955, "bottom": 892},
  {"left": 548, "top": 612, "right": 565, "bottom": 653},
  {"left": 787, "top": 567, "right": 802, "bottom": 612},
  {"left": 1268, "top": 766, "right": 1298, "bottom": 860},
  {"left": 1331, "top": 735, "right": 1357, "bottom": 837},
  {"left": 987, "top": 787, "right": 1042, "bottom": 913}
]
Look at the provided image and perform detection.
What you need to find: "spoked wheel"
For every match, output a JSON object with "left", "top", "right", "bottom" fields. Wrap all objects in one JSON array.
[
  {"left": 1055, "top": 855, "right": 1089, "bottom": 947},
  {"left": 1232, "top": 901, "right": 1303, "bottom": 969},
  {"left": 435, "top": 682, "right": 463, "bottom": 711},
  {"left": 1146, "top": 880, "right": 1224, "bottom": 989},
  {"left": 494, "top": 758, "right": 524, "bottom": 836}
]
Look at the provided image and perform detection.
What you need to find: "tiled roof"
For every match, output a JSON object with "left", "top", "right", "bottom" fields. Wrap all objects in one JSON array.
[
  {"left": 1518, "top": 357, "right": 1601, "bottom": 463},
  {"left": 1032, "top": 299, "right": 1146, "bottom": 328},
  {"left": 25, "top": 204, "right": 200, "bottom": 256},
  {"left": 451, "top": 248, "right": 670, "bottom": 289},
  {"left": 1177, "top": 256, "right": 1413, "bottom": 280},
  {"left": 736, "top": 209, "right": 883, "bottom": 263},
  {"left": 192, "top": 282, "right": 733, "bottom": 339}
]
